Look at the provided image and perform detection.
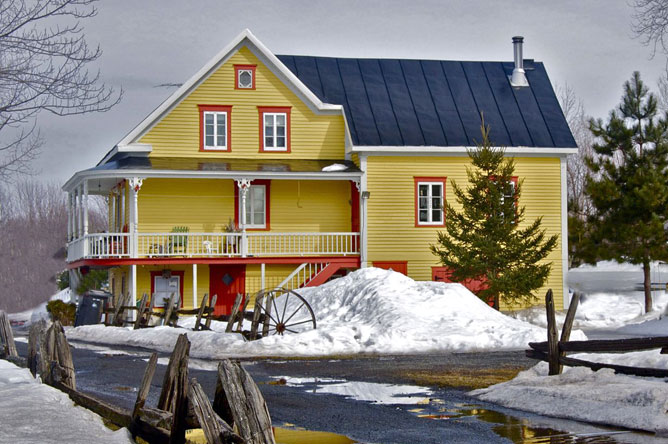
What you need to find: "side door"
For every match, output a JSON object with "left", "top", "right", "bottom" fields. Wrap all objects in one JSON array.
[{"left": 209, "top": 265, "right": 246, "bottom": 316}]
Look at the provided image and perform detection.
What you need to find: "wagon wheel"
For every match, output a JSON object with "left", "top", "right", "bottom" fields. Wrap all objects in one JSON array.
[{"left": 257, "top": 288, "right": 316, "bottom": 336}]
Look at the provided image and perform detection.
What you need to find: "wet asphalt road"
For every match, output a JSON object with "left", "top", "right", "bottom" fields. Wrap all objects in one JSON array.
[{"left": 12, "top": 337, "right": 660, "bottom": 444}]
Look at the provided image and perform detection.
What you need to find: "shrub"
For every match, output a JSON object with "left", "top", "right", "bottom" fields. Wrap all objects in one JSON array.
[{"left": 46, "top": 300, "right": 76, "bottom": 326}]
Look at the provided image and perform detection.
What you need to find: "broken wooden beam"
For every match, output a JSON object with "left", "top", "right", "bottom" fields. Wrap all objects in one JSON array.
[
  {"left": 217, "top": 359, "right": 275, "bottom": 444},
  {"left": 189, "top": 378, "right": 244, "bottom": 444},
  {"left": 0, "top": 310, "right": 18, "bottom": 358},
  {"left": 545, "top": 289, "right": 560, "bottom": 376},
  {"left": 226, "top": 294, "right": 244, "bottom": 333}
]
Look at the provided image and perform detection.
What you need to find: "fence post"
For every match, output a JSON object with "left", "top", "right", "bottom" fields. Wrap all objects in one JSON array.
[
  {"left": 545, "top": 289, "right": 560, "bottom": 376},
  {"left": 558, "top": 292, "right": 581, "bottom": 374}
]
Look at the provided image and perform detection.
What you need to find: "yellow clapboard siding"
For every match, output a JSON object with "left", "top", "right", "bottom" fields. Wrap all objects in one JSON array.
[
  {"left": 366, "top": 156, "right": 563, "bottom": 310},
  {"left": 138, "top": 178, "right": 235, "bottom": 233},
  {"left": 139, "top": 47, "right": 345, "bottom": 160},
  {"left": 136, "top": 178, "right": 352, "bottom": 233}
]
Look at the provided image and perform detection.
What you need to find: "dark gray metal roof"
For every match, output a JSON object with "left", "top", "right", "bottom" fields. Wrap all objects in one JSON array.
[{"left": 277, "top": 55, "right": 576, "bottom": 148}]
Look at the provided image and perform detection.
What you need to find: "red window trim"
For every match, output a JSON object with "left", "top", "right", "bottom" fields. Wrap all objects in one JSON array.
[
  {"left": 150, "top": 270, "right": 185, "bottom": 307},
  {"left": 234, "top": 64, "right": 256, "bottom": 90},
  {"left": 414, "top": 177, "right": 447, "bottom": 227},
  {"left": 199, "top": 105, "right": 232, "bottom": 152},
  {"left": 234, "top": 179, "right": 271, "bottom": 231},
  {"left": 258, "top": 106, "right": 291, "bottom": 153}
]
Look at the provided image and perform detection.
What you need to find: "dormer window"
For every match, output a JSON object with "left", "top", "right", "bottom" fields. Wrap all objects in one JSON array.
[
  {"left": 199, "top": 105, "right": 232, "bottom": 151},
  {"left": 235, "top": 65, "right": 256, "bottom": 90}
]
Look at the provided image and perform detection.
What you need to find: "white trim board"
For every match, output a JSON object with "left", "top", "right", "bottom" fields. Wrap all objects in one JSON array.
[{"left": 63, "top": 168, "right": 362, "bottom": 192}]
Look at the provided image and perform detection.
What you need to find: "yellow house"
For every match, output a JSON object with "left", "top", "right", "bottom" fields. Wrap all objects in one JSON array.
[{"left": 63, "top": 30, "right": 577, "bottom": 314}]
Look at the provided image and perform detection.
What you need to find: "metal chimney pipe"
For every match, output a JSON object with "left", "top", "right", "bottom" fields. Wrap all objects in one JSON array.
[{"left": 510, "top": 36, "right": 529, "bottom": 87}]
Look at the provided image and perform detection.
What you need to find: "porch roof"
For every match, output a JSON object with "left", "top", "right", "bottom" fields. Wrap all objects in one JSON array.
[{"left": 63, "top": 155, "right": 362, "bottom": 193}]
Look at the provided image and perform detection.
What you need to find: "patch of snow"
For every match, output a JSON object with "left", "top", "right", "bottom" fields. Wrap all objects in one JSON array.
[
  {"left": 0, "top": 360, "right": 133, "bottom": 444},
  {"left": 471, "top": 353, "right": 668, "bottom": 434},
  {"left": 510, "top": 292, "right": 667, "bottom": 330},
  {"left": 321, "top": 163, "right": 348, "bottom": 172},
  {"left": 276, "top": 376, "right": 433, "bottom": 405},
  {"left": 66, "top": 268, "right": 576, "bottom": 357}
]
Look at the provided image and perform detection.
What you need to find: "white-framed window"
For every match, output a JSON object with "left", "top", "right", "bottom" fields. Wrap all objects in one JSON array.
[
  {"left": 497, "top": 178, "right": 517, "bottom": 220},
  {"left": 416, "top": 181, "right": 444, "bottom": 225},
  {"left": 263, "top": 113, "right": 287, "bottom": 151},
  {"left": 203, "top": 111, "right": 227, "bottom": 150},
  {"left": 153, "top": 274, "right": 180, "bottom": 308},
  {"left": 242, "top": 185, "right": 267, "bottom": 228}
]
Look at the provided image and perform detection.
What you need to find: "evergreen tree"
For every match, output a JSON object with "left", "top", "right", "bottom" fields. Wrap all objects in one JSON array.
[
  {"left": 431, "top": 123, "right": 558, "bottom": 309},
  {"left": 586, "top": 72, "right": 668, "bottom": 313}
]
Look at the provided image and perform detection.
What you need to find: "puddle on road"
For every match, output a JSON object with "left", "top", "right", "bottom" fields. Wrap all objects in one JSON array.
[
  {"left": 417, "top": 404, "right": 655, "bottom": 444},
  {"left": 272, "top": 376, "right": 662, "bottom": 443},
  {"left": 185, "top": 426, "right": 356, "bottom": 444}
]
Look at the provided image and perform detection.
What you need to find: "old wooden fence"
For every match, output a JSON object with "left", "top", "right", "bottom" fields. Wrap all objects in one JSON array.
[{"left": 526, "top": 290, "right": 668, "bottom": 378}]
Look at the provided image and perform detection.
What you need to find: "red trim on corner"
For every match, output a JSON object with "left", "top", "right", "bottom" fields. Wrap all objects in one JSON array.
[
  {"left": 258, "top": 106, "right": 291, "bottom": 153},
  {"left": 234, "top": 64, "right": 256, "bottom": 90},
  {"left": 350, "top": 181, "right": 360, "bottom": 232},
  {"left": 149, "top": 270, "right": 185, "bottom": 306},
  {"left": 414, "top": 176, "right": 447, "bottom": 228},
  {"left": 234, "top": 179, "right": 271, "bottom": 231},
  {"left": 198, "top": 105, "right": 232, "bottom": 152}
]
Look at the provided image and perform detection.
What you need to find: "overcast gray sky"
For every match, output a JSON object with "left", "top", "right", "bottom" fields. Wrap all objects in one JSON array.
[{"left": 34, "top": 0, "right": 667, "bottom": 183}]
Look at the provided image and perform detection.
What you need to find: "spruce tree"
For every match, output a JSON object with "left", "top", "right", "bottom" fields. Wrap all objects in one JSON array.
[
  {"left": 431, "top": 123, "right": 558, "bottom": 309},
  {"left": 586, "top": 72, "right": 668, "bottom": 313}
]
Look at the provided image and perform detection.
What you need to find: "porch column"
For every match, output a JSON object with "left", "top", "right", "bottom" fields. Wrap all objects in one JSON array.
[
  {"left": 67, "top": 192, "right": 72, "bottom": 242},
  {"left": 73, "top": 187, "right": 79, "bottom": 238},
  {"left": 128, "top": 178, "right": 143, "bottom": 258},
  {"left": 359, "top": 155, "right": 369, "bottom": 267},
  {"left": 261, "top": 263, "right": 266, "bottom": 290},
  {"left": 78, "top": 184, "right": 84, "bottom": 238},
  {"left": 192, "top": 263, "right": 198, "bottom": 309},
  {"left": 110, "top": 190, "right": 116, "bottom": 233},
  {"left": 236, "top": 178, "right": 251, "bottom": 257},
  {"left": 130, "top": 264, "right": 137, "bottom": 322},
  {"left": 83, "top": 180, "right": 89, "bottom": 236}
]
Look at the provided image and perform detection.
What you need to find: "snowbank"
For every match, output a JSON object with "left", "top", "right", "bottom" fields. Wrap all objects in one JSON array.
[
  {"left": 0, "top": 360, "right": 133, "bottom": 444},
  {"left": 7, "top": 288, "right": 75, "bottom": 326},
  {"left": 471, "top": 351, "right": 668, "bottom": 434},
  {"left": 66, "top": 268, "right": 573, "bottom": 357}
]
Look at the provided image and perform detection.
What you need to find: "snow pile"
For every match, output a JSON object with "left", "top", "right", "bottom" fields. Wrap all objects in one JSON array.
[
  {"left": 472, "top": 351, "right": 668, "bottom": 434},
  {"left": 66, "top": 268, "right": 571, "bottom": 357},
  {"left": 0, "top": 360, "right": 132, "bottom": 444}
]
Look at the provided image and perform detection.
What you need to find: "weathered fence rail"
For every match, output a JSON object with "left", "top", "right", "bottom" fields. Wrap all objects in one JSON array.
[
  {"left": 527, "top": 290, "right": 668, "bottom": 378},
  {"left": 4, "top": 321, "right": 275, "bottom": 444}
]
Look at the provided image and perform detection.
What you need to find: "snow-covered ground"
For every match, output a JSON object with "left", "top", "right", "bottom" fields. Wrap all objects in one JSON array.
[
  {"left": 474, "top": 261, "right": 668, "bottom": 435},
  {"left": 64, "top": 268, "right": 576, "bottom": 357},
  {"left": 0, "top": 360, "right": 133, "bottom": 444}
]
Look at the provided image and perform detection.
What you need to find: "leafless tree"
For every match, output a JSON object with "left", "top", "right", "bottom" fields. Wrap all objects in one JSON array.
[
  {"left": 557, "top": 84, "right": 595, "bottom": 217},
  {"left": 632, "top": 0, "right": 668, "bottom": 58},
  {"left": 0, "top": 0, "right": 120, "bottom": 179},
  {"left": 0, "top": 180, "right": 105, "bottom": 312}
]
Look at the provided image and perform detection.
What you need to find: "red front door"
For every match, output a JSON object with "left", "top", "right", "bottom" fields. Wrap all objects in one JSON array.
[{"left": 209, "top": 265, "right": 246, "bottom": 316}]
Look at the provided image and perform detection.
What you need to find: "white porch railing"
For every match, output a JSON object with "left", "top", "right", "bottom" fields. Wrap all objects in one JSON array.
[{"left": 66, "top": 232, "right": 360, "bottom": 261}]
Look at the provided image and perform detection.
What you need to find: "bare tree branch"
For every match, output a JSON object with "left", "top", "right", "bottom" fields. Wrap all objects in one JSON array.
[
  {"left": 0, "top": 0, "right": 121, "bottom": 179},
  {"left": 632, "top": 0, "right": 668, "bottom": 58}
]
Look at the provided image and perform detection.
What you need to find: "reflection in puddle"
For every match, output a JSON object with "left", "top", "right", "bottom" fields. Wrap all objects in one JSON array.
[
  {"left": 185, "top": 426, "right": 356, "bottom": 444},
  {"left": 272, "top": 376, "right": 432, "bottom": 405},
  {"left": 272, "top": 376, "right": 661, "bottom": 443}
]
